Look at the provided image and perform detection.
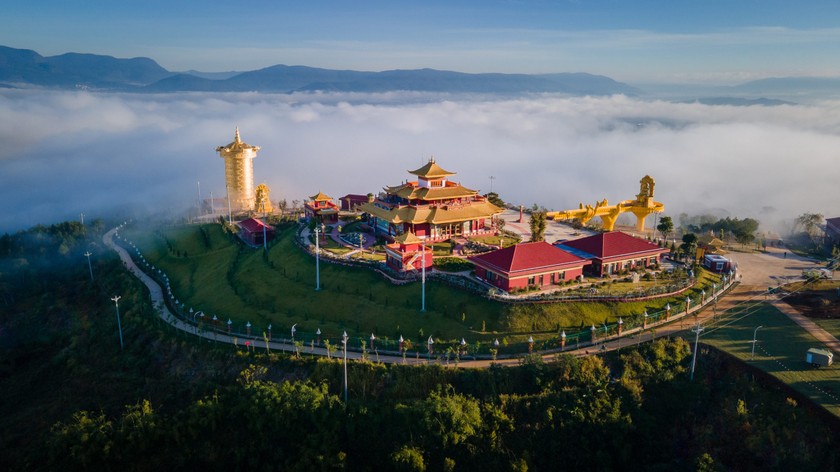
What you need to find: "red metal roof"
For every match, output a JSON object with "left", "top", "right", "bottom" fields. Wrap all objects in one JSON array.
[
  {"left": 469, "top": 241, "right": 590, "bottom": 276},
  {"left": 557, "top": 232, "right": 667, "bottom": 261},
  {"left": 238, "top": 218, "right": 272, "bottom": 233}
]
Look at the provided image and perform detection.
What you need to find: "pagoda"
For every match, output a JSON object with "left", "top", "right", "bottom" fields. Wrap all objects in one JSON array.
[
  {"left": 305, "top": 191, "right": 339, "bottom": 224},
  {"left": 216, "top": 128, "right": 260, "bottom": 212},
  {"left": 360, "top": 157, "right": 502, "bottom": 241},
  {"left": 385, "top": 231, "right": 434, "bottom": 272}
]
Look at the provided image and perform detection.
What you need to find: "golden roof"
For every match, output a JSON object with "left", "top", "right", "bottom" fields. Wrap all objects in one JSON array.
[
  {"left": 359, "top": 200, "right": 502, "bottom": 225},
  {"left": 385, "top": 183, "right": 478, "bottom": 201},
  {"left": 310, "top": 191, "right": 333, "bottom": 201},
  {"left": 216, "top": 127, "right": 260, "bottom": 153},
  {"left": 394, "top": 231, "right": 423, "bottom": 244},
  {"left": 408, "top": 157, "right": 455, "bottom": 179}
]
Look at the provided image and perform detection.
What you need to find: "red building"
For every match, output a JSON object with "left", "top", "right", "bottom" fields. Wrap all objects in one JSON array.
[
  {"left": 238, "top": 218, "right": 275, "bottom": 246},
  {"left": 385, "top": 231, "right": 434, "bottom": 272},
  {"left": 556, "top": 232, "right": 668, "bottom": 277},
  {"left": 339, "top": 194, "right": 370, "bottom": 212},
  {"left": 359, "top": 158, "right": 502, "bottom": 242},
  {"left": 469, "top": 242, "right": 590, "bottom": 292},
  {"left": 305, "top": 191, "right": 339, "bottom": 224}
]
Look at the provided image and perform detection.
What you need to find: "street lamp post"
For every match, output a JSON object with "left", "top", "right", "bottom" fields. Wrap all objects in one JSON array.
[
  {"left": 528, "top": 336, "right": 534, "bottom": 354},
  {"left": 427, "top": 336, "right": 434, "bottom": 362},
  {"left": 314, "top": 228, "right": 321, "bottom": 291},
  {"left": 342, "top": 331, "right": 348, "bottom": 403},
  {"left": 316, "top": 328, "right": 321, "bottom": 345},
  {"left": 421, "top": 241, "right": 427, "bottom": 312},
  {"left": 291, "top": 323, "right": 297, "bottom": 343},
  {"left": 84, "top": 251, "right": 94, "bottom": 281},
  {"left": 370, "top": 333, "right": 376, "bottom": 352},
  {"left": 267, "top": 323, "right": 272, "bottom": 341},
  {"left": 399, "top": 335, "right": 405, "bottom": 362},
  {"left": 111, "top": 295, "right": 124, "bottom": 351},
  {"left": 690, "top": 323, "right": 704, "bottom": 381},
  {"left": 560, "top": 331, "right": 566, "bottom": 350},
  {"left": 751, "top": 326, "right": 764, "bottom": 360}
]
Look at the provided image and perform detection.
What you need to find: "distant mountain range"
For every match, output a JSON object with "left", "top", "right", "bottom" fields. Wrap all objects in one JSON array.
[{"left": 0, "top": 45, "right": 637, "bottom": 95}]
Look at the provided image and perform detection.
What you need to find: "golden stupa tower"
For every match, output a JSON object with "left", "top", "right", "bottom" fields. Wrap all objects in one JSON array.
[{"left": 216, "top": 128, "right": 260, "bottom": 212}]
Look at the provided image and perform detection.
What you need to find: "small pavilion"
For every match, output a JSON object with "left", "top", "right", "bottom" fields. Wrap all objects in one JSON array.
[
  {"left": 385, "top": 231, "right": 434, "bottom": 272},
  {"left": 238, "top": 218, "right": 275, "bottom": 246},
  {"left": 305, "top": 191, "right": 339, "bottom": 224}
]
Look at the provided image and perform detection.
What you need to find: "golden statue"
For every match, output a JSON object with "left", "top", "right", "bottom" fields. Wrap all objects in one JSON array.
[
  {"left": 254, "top": 183, "right": 273, "bottom": 214},
  {"left": 546, "top": 175, "right": 664, "bottom": 231}
]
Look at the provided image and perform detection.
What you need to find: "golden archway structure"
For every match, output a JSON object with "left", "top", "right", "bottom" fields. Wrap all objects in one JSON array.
[
  {"left": 546, "top": 175, "right": 664, "bottom": 232},
  {"left": 254, "top": 183, "right": 273, "bottom": 214}
]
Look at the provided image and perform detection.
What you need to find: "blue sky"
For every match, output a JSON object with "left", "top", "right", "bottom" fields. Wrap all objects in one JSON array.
[{"left": 5, "top": 1, "right": 840, "bottom": 83}]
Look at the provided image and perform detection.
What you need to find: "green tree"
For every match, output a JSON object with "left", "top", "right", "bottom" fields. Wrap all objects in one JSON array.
[
  {"left": 681, "top": 233, "right": 698, "bottom": 262},
  {"left": 795, "top": 213, "right": 824, "bottom": 247},
  {"left": 391, "top": 446, "right": 426, "bottom": 472},
  {"left": 657, "top": 215, "right": 674, "bottom": 241},
  {"left": 485, "top": 192, "right": 505, "bottom": 207},
  {"left": 529, "top": 211, "right": 546, "bottom": 242}
]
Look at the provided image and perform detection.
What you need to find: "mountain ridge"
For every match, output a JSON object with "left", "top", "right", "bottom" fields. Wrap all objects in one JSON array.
[{"left": 0, "top": 45, "right": 637, "bottom": 95}]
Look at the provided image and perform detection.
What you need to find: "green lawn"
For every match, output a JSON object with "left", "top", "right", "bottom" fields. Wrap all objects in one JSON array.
[
  {"left": 813, "top": 318, "right": 840, "bottom": 339},
  {"left": 124, "top": 222, "right": 726, "bottom": 353},
  {"left": 127, "top": 223, "right": 505, "bottom": 348},
  {"left": 703, "top": 303, "right": 840, "bottom": 418},
  {"left": 470, "top": 233, "right": 520, "bottom": 247}
]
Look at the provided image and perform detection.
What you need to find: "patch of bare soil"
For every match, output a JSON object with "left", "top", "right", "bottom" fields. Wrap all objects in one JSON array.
[{"left": 785, "top": 289, "right": 840, "bottom": 319}]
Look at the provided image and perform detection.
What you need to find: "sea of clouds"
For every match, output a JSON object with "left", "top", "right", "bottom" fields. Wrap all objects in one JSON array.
[{"left": 1, "top": 89, "right": 838, "bottom": 233}]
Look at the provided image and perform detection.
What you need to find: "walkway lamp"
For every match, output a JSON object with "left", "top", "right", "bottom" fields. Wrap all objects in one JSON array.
[
  {"left": 316, "top": 328, "right": 321, "bottom": 345},
  {"left": 618, "top": 317, "right": 624, "bottom": 336},
  {"left": 267, "top": 323, "right": 272, "bottom": 341},
  {"left": 427, "top": 336, "right": 434, "bottom": 361},
  {"left": 314, "top": 227, "right": 321, "bottom": 291},
  {"left": 421, "top": 241, "right": 427, "bottom": 312},
  {"left": 84, "top": 251, "right": 94, "bottom": 281},
  {"left": 342, "top": 331, "right": 348, "bottom": 403},
  {"left": 291, "top": 323, "right": 297, "bottom": 343},
  {"left": 227, "top": 318, "right": 232, "bottom": 334},
  {"left": 246, "top": 321, "right": 251, "bottom": 337},
  {"left": 690, "top": 323, "right": 704, "bottom": 381},
  {"left": 528, "top": 336, "right": 534, "bottom": 353},
  {"left": 460, "top": 338, "right": 467, "bottom": 357},
  {"left": 560, "top": 331, "right": 567, "bottom": 350},
  {"left": 370, "top": 333, "right": 376, "bottom": 351},
  {"left": 590, "top": 325, "right": 596, "bottom": 343},
  {"left": 665, "top": 303, "right": 671, "bottom": 320},
  {"left": 751, "top": 326, "right": 763, "bottom": 360},
  {"left": 643, "top": 310, "right": 649, "bottom": 329},
  {"left": 110, "top": 295, "right": 124, "bottom": 351},
  {"left": 685, "top": 296, "right": 691, "bottom": 314}
]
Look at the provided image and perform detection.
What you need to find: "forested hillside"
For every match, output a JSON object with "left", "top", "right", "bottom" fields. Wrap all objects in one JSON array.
[{"left": 1, "top": 221, "right": 837, "bottom": 471}]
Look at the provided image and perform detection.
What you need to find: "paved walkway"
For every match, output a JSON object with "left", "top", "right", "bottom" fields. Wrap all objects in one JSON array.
[{"left": 771, "top": 298, "right": 840, "bottom": 352}]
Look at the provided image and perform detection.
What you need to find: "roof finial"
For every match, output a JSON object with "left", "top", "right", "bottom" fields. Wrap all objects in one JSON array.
[
  {"left": 429, "top": 155, "right": 435, "bottom": 163},
  {"left": 234, "top": 127, "right": 241, "bottom": 143}
]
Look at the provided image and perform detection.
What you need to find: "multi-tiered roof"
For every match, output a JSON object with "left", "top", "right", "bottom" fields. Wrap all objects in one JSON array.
[{"left": 360, "top": 158, "right": 502, "bottom": 226}]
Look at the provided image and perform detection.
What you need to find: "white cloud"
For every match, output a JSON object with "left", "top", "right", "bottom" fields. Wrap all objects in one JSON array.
[{"left": 1, "top": 90, "right": 838, "bottom": 233}]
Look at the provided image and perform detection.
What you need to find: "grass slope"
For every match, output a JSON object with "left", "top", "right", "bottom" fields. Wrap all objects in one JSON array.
[
  {"left": 704, "top": 303, "right": 840, "bottom": 418},
  {"left": 127, "top": 222, "right": 722, "bottom": 348}
]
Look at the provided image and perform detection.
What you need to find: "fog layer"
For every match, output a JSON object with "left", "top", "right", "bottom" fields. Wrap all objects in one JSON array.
[{"left": 1, "top": 90, "right": 838, "bottom": 233}]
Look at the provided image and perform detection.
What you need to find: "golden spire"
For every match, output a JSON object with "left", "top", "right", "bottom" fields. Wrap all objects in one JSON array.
[{"left": 234, "top": 127, "right": 241, "bottom": 144}]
